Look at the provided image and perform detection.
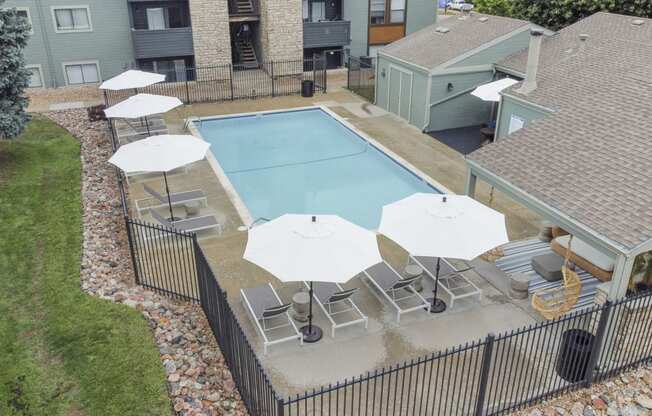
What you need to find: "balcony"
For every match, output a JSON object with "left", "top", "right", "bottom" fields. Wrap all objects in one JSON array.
[
  {"left": 303, "top": 20, "right": 351, "bottom": 49},
  {"left": 131, "top": 27, "right": 194, "bottom": 60}
]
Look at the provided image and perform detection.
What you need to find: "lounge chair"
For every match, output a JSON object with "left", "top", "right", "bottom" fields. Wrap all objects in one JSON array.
[
  {"left": 303, "top": 282, "right": 368, "bottom": 338},
  {"left": 410, "top": 256, "right": 481, "bottom": 309},
  {"left": 241, "top": 283, "right": 303, "bottom": 354},
  {"left": 151, "top": 209, "right": 222, "bottom": 235},
  {"left": 362, "top": 262, "right": 429, "bottom": 323},
  {"left": 135, "top": 183, "right": 207, "bottom": 215}
]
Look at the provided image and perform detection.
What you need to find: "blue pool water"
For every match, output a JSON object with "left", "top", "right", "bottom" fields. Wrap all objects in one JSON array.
[{"left": 195, "top": 108, "right": 440, "bottom": 229}]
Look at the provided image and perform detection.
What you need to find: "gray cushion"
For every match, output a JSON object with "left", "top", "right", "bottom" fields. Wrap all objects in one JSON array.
[{"left": 531, "top": 253, "right": 565, "bottom": 282}]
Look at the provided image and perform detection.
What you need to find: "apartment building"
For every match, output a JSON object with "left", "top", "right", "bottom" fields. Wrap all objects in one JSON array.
[{"left": 6, "top": 0, "right": 435, "bottom": 88}]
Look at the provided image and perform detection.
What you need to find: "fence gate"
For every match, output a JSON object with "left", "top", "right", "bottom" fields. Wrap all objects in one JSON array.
[{"left": 347, "top": 56, "right": 375, "bottom": 102}]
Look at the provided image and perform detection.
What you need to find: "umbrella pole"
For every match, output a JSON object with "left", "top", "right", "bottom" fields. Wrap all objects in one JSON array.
[
  {"left": 429, "top": 257, "right": 447, "bottom": 314},
  {"left": 145, "top": 117, "right": 151, "bottom": 136},
  {"left": 300, "top": 281, "right": 323, "bottom": 343},
  {"left": 163, "top": 172, "right": 175, "bottom": 221}
]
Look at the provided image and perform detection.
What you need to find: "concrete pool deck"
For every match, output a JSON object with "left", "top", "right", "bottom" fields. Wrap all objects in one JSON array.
[{"left": 126, "top": 89, "right": 544, "bottom": 396}]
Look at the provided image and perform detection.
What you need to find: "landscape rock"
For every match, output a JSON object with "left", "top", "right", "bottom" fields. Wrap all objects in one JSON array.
[{"left": 45, "top": 110, "right": 247, "bottom": 416}]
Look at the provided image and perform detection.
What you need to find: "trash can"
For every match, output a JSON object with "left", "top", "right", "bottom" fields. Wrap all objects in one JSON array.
[
  {"left": 556, "top": 329, "right": 595, "bottom": 382},
  {"left": 301, "top": 80, "right": 314, "bottom": 97}
]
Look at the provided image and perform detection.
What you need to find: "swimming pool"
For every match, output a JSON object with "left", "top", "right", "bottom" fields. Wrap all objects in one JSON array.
[{"left": 192, "top": 107, "right": 441, "bottom": 229}]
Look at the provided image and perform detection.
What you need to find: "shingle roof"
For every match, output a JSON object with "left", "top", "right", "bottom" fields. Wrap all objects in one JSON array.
[
  {"left": 469, "top": 13, "right": 652, "bottom": 252},
  {"left": 381, "top": 14, "right": 531, "bottom": 70}
]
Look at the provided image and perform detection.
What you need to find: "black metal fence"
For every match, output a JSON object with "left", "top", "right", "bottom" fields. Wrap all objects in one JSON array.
[
  {"left": 105, "top": 58, "right": 327, "bottom": 106},
  {"left": 280, "top": 293, "right": 652, "bottom": 416},
  {"left": 347, "top": 56, "right": 376, "bottom": 102},
  {"left": 106, "top": 103, "right": 652, "bottom": 416}
]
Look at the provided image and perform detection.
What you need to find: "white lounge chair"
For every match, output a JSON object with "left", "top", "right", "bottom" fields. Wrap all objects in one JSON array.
[
  {"left": 135, "top": 183, "right": 207, "bottom": 215},
  {"left": 151, "top": 209, "right": 222, "bottom": 235},
  {"left": 410, "top": 256, "right": 481, "bottom": 309},
  {"left": 362, "top": 262, "right": 429, "bottom": 323},
  {"left": 241, "top": 283, "right": 303, "bottom": 354},
  {"left": 303, "top": 281, "right": 368, "bottom": 338}
]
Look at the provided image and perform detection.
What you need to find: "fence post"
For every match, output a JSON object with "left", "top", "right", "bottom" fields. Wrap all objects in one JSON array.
[
  {"left": 347, "top": 55, "right": 351, "bottom": 90},
  {"left": 276, "top": 397, "right": 285, "bottom": 416},
  {"left": 229, "top": 64, "right": 235, "bottom": 100},
  {"left": 123, "top": 217, "right": 141, "bottom": 285},
  {"left": 474, "top": 333, "right": 495, "bottom": 416},
  {"left": 584, "top": 301, "right": 612, "bottom": 386},
  {"left": 185, "top": 71, "right": 191, "bottom": 104},
  {"left": 271, "top": 61, "right": 275, "bottom": 97},
  {"left": 323, "top": 58, "right": 327, "bottom": 93}
]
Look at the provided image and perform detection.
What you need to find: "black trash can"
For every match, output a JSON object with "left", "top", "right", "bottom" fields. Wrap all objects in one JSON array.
[
  {"left": 302, "top": 80, "right": 314, "bottom": 97},
  {"left": 556, "top": 329, "right": 595, "bottom": 382}
]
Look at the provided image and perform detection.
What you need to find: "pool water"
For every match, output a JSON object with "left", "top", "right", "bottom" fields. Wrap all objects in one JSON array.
[{"left": 195, "top": 108, "right": 440, "bottom": 229}]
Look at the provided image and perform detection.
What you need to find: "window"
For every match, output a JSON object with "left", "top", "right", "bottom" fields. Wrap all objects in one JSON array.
[
  {"left": 132, "top": 4, "right": 189, "bottom": 30},
  {"left": 146, "top": 8, "right": 166, "bottom": 30},
  {"left": 370, "top": 0, "right": 386, "bottom": 25},
  {"left": 63, "top": 62, "right": 100, "bottom": 85},
  {"left": 390, "top": 0, "right": 405, "bottom": 23},
  {"left": 52, "top": 6, "right": 92, "bottom": 32},
  {"left": 302, "top": 0, "right": 326, "bottom": 22},
  {"left": 26, "top": 65, "right": 43, "bottom": 88}
]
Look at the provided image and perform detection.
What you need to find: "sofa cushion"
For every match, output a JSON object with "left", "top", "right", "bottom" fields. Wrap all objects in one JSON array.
[
  {"left": 554, "top": 235, "right": 615, "bottom": 272},
  {"left": 531, "top": 253, "right": 565, "bottom": 282}
]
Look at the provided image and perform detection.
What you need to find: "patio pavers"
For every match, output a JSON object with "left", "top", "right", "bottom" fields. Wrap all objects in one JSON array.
[{"left": 121, "top": 90, "right": 547, "bottom": 394}]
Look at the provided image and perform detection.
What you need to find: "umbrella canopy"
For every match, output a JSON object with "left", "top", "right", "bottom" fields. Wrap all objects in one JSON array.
[
  {"left": 471, "top": 78, "right": 519, "bottom": 102},
  {"left": 108, "top": 135, "right": 210, "bottom": 173},
  {"left": 104, "top": 94, "right": 182, "bottom": 119},
  {"left": 99, "top": 70, "right": 166, "bottom": 90},
  {"left": 244, "top": 214, "right": 382, "bottom": 284},
  {"left": 378, "top": 193, "right": 508, "bottom": 261}
]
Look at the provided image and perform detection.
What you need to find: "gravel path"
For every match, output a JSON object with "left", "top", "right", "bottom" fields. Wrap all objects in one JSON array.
[{"left": 45, "top": 109, "right": 247, "bottom": 416}]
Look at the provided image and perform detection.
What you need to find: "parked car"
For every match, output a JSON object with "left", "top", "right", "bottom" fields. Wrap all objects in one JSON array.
[{"left": 447, "top": 0, "right": 474, "bottom": 11}]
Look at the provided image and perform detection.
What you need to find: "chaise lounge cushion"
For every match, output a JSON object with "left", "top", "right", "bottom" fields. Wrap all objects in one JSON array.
[
  {"left": 531, "top": 253, "right": 564, "bottom": 282},
  {"left": 551, "top": 235, "right": 614, "bottom": 282}
]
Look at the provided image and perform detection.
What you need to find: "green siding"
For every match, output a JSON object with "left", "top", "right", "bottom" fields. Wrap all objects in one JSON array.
[
  {"left": 376, "top": 55, "right": 429, "bottom": 128},
  {"left": 343, "top": 0, "right": 368, "bottom": 57},
  {"left": 406, "top": 0, "right": 437, "bottom": 35},
  {"left": 5, "top": 0, "right": 134, "bottom": 87},
  {"left": 427, "top": 71, "right": 494, "bottom": 131},
  {"left": 496, "top": 96, "right": 550, "bottom": 138},
  {"left": 450, "top": 28, "right": 531, "bottom": 69}
]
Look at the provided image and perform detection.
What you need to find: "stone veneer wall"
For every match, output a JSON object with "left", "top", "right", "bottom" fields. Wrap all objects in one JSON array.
[
  {"left": 259, "top": 0, "right": 303, "bottom": 66},
  {"left": 189, "top": 0, "right": 232, "bottom": 68}
]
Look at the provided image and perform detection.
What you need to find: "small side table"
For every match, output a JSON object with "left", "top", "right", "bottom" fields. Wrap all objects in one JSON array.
[
  {"left": 405, "top": 264, "right": 424, "bottom": 292},
  {"left": 184, "top": 201, "right": 201, "bottom": 217},
  {"left": 292, "top": 291, "right": 310, "bottom": 322}
]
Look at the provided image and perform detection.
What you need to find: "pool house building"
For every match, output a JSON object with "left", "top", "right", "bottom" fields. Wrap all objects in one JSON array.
[{"left": 466, "top": 12, "right": 652, "bottom": 303}]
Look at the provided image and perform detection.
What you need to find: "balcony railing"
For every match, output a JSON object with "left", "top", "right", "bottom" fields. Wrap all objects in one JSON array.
[
  {"left": 131, "top": 27, "right": 194, "bottom": 60},
  {"left": 303, "top": 20, "right": 351, "bottom": 49}
]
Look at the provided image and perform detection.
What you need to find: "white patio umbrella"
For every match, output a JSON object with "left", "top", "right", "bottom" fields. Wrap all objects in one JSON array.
[
  {"left": 471, "top": 78, "right": 519, "bottom": 102},
  {"left": 104, "top": 93, "right": 182, "bottom": 119},
  {"left": 99, "top": 70, "right": 166, "bottom": 91},
  {"left": 104, "top": 93, "right": 182, "bottom": 135},
  {"left": 108, "top": 135, "right": 210, "bottom": 220},
  {"left": 244, "top": 214, "right": 382, "bottom": 342},
  {"left": 379, "top": 193, "right": 508, "bottom": 313}
]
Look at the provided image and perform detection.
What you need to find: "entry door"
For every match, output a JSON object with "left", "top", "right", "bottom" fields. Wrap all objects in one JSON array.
[{"left": 387, "top": 65, "right": 413, "bottom": 122}]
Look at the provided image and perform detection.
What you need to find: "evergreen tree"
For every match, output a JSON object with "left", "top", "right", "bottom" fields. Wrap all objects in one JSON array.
[{"left": 0, "top": 0, "right": 31, "bottom": 139}]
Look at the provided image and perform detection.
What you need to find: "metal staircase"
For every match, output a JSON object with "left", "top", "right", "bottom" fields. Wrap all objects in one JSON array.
[
  {"left": 235, "top": 39, "right": 259, "bottom": 68},
  {"left": 234, "top": 0, "right": 254, "bottom": 14}
]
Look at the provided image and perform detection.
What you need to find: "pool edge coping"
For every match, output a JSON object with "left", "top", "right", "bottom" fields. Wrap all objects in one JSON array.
[{"left": 186, "top": 105, "right": 453, "bottom": 228}]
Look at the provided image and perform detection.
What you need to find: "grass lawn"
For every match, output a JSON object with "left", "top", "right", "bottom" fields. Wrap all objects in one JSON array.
[{"left": 0, "top": 116, "right": 170, "bottom": 415}]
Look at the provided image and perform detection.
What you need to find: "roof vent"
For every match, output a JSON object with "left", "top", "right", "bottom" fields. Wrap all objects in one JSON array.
[
  {"left": 632, "top": 19, "right": 645, "bottom": 26},
  {"left": 435, "top": 27, "right": 450, "bottom": 33},
  {"left": 579, "top": 33, "right": 589, "bottom": 41},
  {"left": 478, "top": 16, "right": 489, "bottom": 23}
]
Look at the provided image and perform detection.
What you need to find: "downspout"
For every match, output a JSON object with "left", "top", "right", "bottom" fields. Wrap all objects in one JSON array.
[{"left": 35, "top": 0, "right": 57, "bottom": 87}]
